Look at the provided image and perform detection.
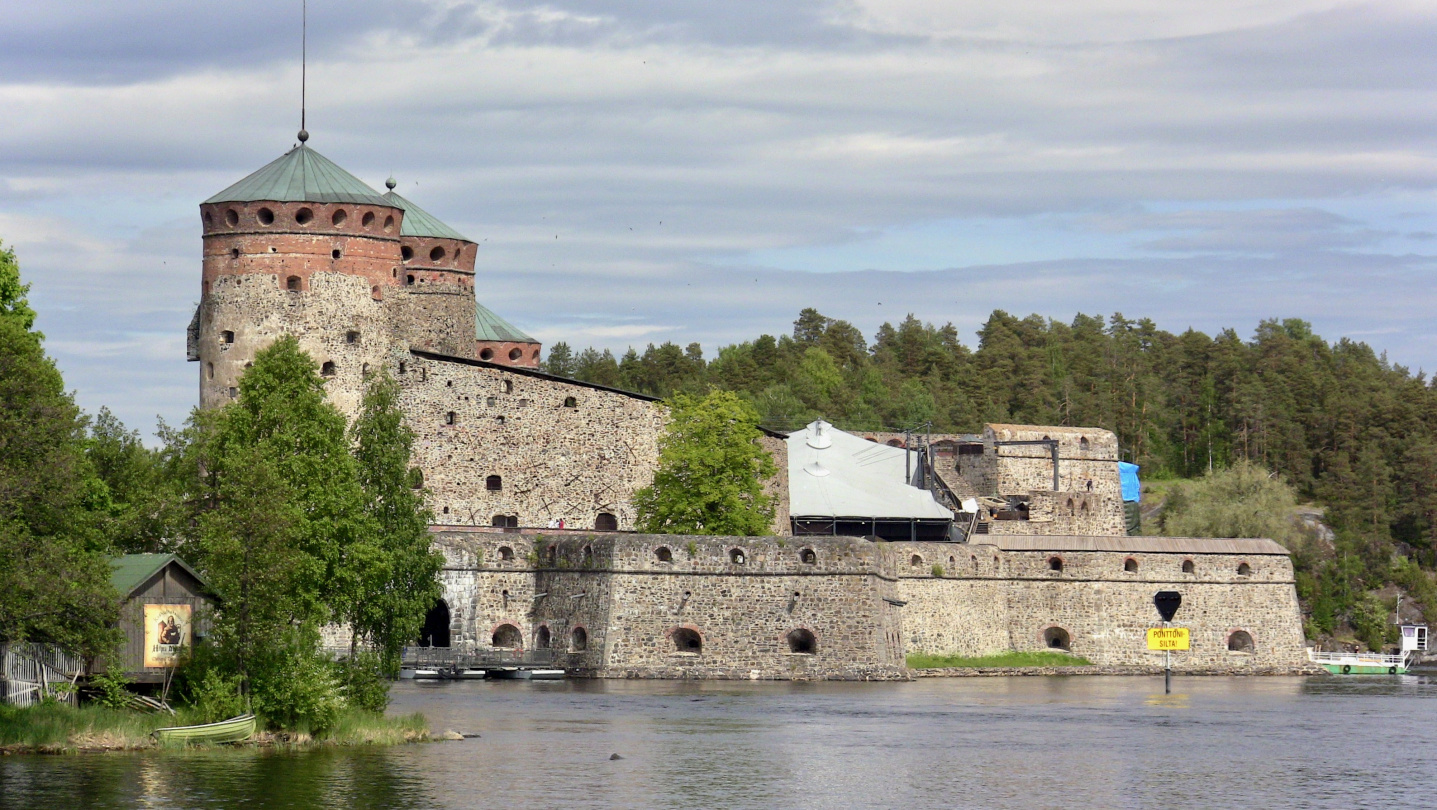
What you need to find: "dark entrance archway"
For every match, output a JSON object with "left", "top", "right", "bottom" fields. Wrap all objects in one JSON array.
[{"left": 418, "top": 600, "right": 451, "bottom": 647}]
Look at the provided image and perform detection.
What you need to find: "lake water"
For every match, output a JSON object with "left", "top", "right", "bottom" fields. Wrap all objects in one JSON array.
[{"left": 3, "top": 675, "right": 1435, "bottom": 809}]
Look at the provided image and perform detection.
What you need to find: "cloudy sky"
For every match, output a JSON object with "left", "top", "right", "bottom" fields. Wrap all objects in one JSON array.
[{"left": 4, "top": 1, "right": 1435, "bottom": 435}]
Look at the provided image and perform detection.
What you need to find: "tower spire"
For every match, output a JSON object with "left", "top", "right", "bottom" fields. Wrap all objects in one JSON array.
[{"left": 298, "top": 0, "right": 309, "bottom": 143}]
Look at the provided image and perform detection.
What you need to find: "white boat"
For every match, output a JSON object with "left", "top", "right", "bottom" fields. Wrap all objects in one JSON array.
[{"left": 1309, "top": 624, "right": 1428, "bottom": 675}]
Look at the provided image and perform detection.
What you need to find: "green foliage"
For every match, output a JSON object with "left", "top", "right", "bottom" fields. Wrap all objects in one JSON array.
[
  {"left": 0, "top": 253, "right": 119, "bottom": 658},
  {"left": 931, "top": 564, "right": 945, "bottom": 577},
  {"left": 906, "top": 651, "right": 1093, "bottom": 668},
  {"left": 248, "top": 636, "right": 345, "bottom": 736},
  {"left": 1349, "top": 594, "right": 1389, "bottom": 652},
  {"left": 1158, "top": 460, "right": 1306, "bottom": 548},
  {"left": 336, "top": 651, "right": 392, "bottom": 714},
  {"left": 347, "top": 369, "right": 442, "bottom": 672},
  {"left": 186, "top": 667, "right": 246, "bottom": 724},
  {"left": 0, "top": 240, "right": 37, "bottom": 333},
  {"left": 89, "top": 664, "right": 135, "bottom": 710},
  {"left": 634, "top": 390, "right": 776, "bottom": 535}
]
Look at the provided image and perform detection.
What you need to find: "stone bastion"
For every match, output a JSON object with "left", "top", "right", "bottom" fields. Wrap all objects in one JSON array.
[{"left": 428, "top": 529, "right": 1310, "bottom": 678}]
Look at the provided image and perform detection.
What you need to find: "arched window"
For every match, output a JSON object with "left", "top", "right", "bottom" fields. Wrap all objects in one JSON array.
[
  {"left": 286, "top": 275, "right": 301, "bottom": 291},
  {"left": 582, "top": 545, "right": 594, "bottom": 566},
  {"left": 498, "top": 545, "right": 514, "bottom": 561},
  {"left": 787, "top": 629, "right": 817, "bottom": 655},
  {"left": 321, "top": 361, "right": 337, "bottom": 377},
  {"left": 406, "top": 274, "right": 415, "bottom": 286},
  {"left": 492, "top": 624, "right": 522, "bottom": 649},
  {"left": 729, "top": 548, "right": 747, "bottom": 565},
  {"left": 536, "top": 625, "right": 551, "bottom": 649},
  {"left": 563, "top": 396, "right": 577, "bottom": 408},
  {"left": 362, "top": 211, "right": 375, "bottom": 228},
  {"left": 371, "top": 286, "right": 381, "bottom": 300},
  {"left": 671, "top": 628, "right": 702, "bottom": 654},
  {"left": 417, "top": 600, "right": 450, "bottom": 647},
  {"left": 655, "top": 546, "right": 673, "bottom": 562},
  {"left": 1182, "top": 559, "right": 1196, "bottom": 574},
  {"left": 570, "top": 627, "right": 588, "bottom": 652},
  {"left": 430, "top": 245, "right": 446, "bottom": 262},
  {"left": 1080, "top": 501, "right": 1090, "bottom": 513},
  {"left": 799, "top": 548, "right": 816, "bottom": 564},
  {"left": 1124, "top": 558, "right": 1138, "bottom": 573},
  {"left": 509, "top": 348, "right": 522, "bottom": 361},
  {"left": 331, "top": 209, "right": 347, "bottom": 227},
  {"left": 595, "top": 512, "right": 618, "bottom": 531},
  {"left": 486, "top": 475, "right": 502, "bottom": 491},
  {"left": 1080, "top": 436, "right": 1090, "bottom": 451},
  {"left": 401, "top": 246, "right": 414, "bottom": 262},
  {"left": 1048, "top": 556, "right": 1064, "bottom": 572},
  {"left": 503, "top": 380, "right": 513, "bottom": 394},
  {"left": 910, "top": 554, "right": 923, "bottom": 567},
  {"left": 1228, "top": 630, "right": 1255, "bottom": 653},
  {"left": 1237, "top": 562, "right": 1252, "bottom": 576},
  {"left": 1065, "top": 498, "right": 1075, "bottom": 514},
  {"left": 1043, "top": 626, "right": 1071, "bottom": 651}
]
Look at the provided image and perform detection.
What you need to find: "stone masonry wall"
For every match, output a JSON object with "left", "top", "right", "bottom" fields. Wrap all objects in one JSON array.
[
  {"left": 401, "top": 355, "right": 667, "bottom": 532},
  {"left": 891, "top": 540, "right": 1308, "bottom": 672},
  {"left": 431, "top": 530, "right": 908, "bottom": 680}
]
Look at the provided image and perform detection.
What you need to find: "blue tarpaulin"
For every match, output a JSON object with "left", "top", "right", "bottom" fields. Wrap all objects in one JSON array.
[{"left": 1118, "top": 462, "right": 1141, "bottom": 502}]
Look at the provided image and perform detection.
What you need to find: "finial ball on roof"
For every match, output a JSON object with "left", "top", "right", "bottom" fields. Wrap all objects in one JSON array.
[
  {"left": 297, "top": 129, "right": 309, "bottom": 143},
  {"left": 386, "top": 177, "right": 397, "bottom": 190}
]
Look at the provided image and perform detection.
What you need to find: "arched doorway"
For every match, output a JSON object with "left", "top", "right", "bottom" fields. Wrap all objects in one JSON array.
[
  {"left": 492, "top": 623, "right": 523, "bottom": 648},
  {"left": 418, "top": 600, "right": 450, "bottom": 647}
]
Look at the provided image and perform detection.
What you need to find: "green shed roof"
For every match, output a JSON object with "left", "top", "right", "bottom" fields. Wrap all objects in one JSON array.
[
  {"left": 110, "top": 554, "right": 211, "bottom": 598},
  {"left": 381, "top": 189, "right": 471, "bottom": 242},
  {"left": 205, "top": 145, "right": 391, "bottom": 206},
  {"left": 475, "top": 302, "right": 536, "bottom": 343}
]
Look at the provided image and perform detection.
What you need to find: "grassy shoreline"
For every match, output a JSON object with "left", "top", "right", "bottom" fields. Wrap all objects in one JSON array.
[
  {"left": 906, "top": 651, "right": 1094, "bottom": 669},
  {"left": 0, "top": 703, "right": 429, "bottom": 754}
]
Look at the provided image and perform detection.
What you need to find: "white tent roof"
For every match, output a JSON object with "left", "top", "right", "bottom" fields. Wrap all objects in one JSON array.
[{"left": 786, "top": 421, "right": 953, "bottom": 520}]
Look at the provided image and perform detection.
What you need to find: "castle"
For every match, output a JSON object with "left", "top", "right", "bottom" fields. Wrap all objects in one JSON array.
[{"left": 192, "top": 135, "right": 1311, "bottom": 677}]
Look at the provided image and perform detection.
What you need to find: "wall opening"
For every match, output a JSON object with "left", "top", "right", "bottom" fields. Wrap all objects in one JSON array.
[
  {"left": 672, "top": 628, "right": 702, "bottom": 654},
  {"left": 257, "top": 207, "right": 274, "bottom": 225},
  {"left": 346, "top": 330, "right": 359, "bottom": 344},
  {"left": 445, "top": 411, "right": 456, "bottom": 425},
  {"left": 498, "top": 545, "right": 514, "bottom": 560},
  {"left": 787, "top": 629, "right": 817, "bottom": 655},
  {"left": 800, "top": 548, "right": 816, "bottom": 564},
  {"left": 1080, "top": 436, "right": 1090, "bottom": 451},
  {"left": 480, "top": 348, "right": 494, "bottom": 360},
  {"left": 230, "top": 247, "right": 240, "bottom": 259},
  {"left": 401, "top": 246, "right": 414, "bottom": 262},
  {"left": 491, "top": 515, "right": 518, "bottom": 528},
  {"left": 570, "top": 626, "right": 588, "bottom": 652},
  {"left": 371, "top": 286, "right": 381, "bottom": 300},
  {"left": 332, "top": 209, "right": 347, "bottom": 227},
  {"left": 910, "top": 554, "right": 923, "bottom": 567},
  {"left": 406, "top": 274, "right": 415, "bottom": 286},
  {"left": 321, "top": 361, "right": 336, "bottom": 377},
  {"left": 536, "top": 625, "right": 551, "bottom": 649},
  {"left": 655, "top": 546, "right": 673, "bottom": 562},
  {"left": 221, "top": 330, "right": 235, "bottom": 344},
  {"left": 595, "top": 512, "right": 618, "bottom": 531},
  {"left": 563, "top": 396, "right": 577, "bottom": 408},
  {"left": 362, "top": 211, "right": 375, "bottom": 228},
  {"left": 486, "top": 475, "right": 502, "bottom": 491},
  {"left": 582, "top": 545, "right": 594, "bottom": 566},
  {"left": 206, "top": 362, "right": 214, "bottom": 380},
  {"left": 1048, "top": 557, "right": 1063, "bottom": 572},
  {"left": 509, "top": 348, "right": 522, "bottom": 361},
  {"left": 225, "top": 208, "right": 239, "bottom": 226},
  {"left": 729, "top": 548, "right": 746, "bottom": 565},
  {"left": 503, "top": 380, "right": 513, "bottom": 394},
  {"left": 332, "top": 248, "right": 342, "bottom": 260},
  {"left": 417, "top": 600, "right": 450, "bottom": 647},
  {"left": 286, "top": 275, "right": 301, "bottom": 291},
  {"left": 1182, "top": 559, "right": 1195, "bottom": 574},
  {"left": 491, "top": 624, "right": 522, "bottom": 648},
  {"left": 1227, "top": 630, "right": 1254, "bottom": 653},
  {"left": 1043, "top": 626, "right": 1071, "bottom": 651},
  {"left": 295, "top": 207, "right": 314, "bottom": 225},
  {"left": 1124, "top": 558, "right": 1138, "bottom": 573},
  {"left": 430, "top": 245, "right": 446, "bottom": 262},
  {"left": 383, "top": 215, "right": 395, "bottom": 232},
  {"left": 1237, "top": 562, "right": 1252, "bottom": 576}
]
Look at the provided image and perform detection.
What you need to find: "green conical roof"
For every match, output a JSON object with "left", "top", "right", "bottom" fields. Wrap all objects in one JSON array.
[
  {"left": 382, "top": 189, "right": 470, "bottom": 242},
  {"left": 476, "top": 302, "right": 535, "bottom": 343},
  {"left": 205, "top": 145, "right": 391, "bottom": 206}
]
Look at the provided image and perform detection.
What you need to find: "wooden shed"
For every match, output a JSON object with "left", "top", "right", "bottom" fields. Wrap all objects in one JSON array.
[{"left": 106, "top": 554, "right": 217, "bottom": 683}]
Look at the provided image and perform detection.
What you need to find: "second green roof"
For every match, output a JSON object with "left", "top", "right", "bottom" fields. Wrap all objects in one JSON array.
[
  {"left": 205, "top": 145, "right": 391, "bottom": 206},
  {"left": 476, "top": 302, "right": 536, "bottom": 343},
  {"left": 382, "top": 189, "right": 471, "bottom": 242}
]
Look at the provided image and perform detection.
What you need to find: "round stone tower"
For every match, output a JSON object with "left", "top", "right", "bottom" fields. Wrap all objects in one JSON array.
[{"left": 196, "top": 137, "right": 410, "bottom": 415}]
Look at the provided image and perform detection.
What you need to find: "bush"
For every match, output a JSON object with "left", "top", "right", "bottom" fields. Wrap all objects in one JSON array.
[
  {"left": 336, "top": 651, "right": 391, "bottom": 714},
  {"left": 931, "top": 564, "right": 945, "bottom": 577},
  {"left": 250, "top": 647, "right": 346, "bottom": 736},
  {"left": 188, "top": 668, "right": 246, "bottom": 723},
  {"left": 89, "top": 663, "right": 134, "bottom": 710}
]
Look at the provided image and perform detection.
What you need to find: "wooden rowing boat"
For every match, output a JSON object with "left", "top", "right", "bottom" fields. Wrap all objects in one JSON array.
[{"left": 154, "top": 713, "right": 256, "bottom": 744}]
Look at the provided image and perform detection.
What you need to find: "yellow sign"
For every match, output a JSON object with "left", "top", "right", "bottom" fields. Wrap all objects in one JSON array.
[
  {"left": 144, "top": 604, "right": 192, "bottom": 668},
  {"left": 1147, "top": 627, "right": 1190, "bottom": 650}
]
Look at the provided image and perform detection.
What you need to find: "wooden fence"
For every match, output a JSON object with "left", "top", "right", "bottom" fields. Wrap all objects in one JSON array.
[{"left": 0, "top": 643, "right": 85, "bottom": 707}]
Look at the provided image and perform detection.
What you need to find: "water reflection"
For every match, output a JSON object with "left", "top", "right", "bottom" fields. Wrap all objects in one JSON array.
[{"left": 3, "top": 676, "right": 1436, "bottom": 809}]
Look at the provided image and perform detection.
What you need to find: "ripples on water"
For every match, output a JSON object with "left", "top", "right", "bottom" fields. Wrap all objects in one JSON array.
[{"left": 3, "top": 676, "right": 1434, "bottom": 810}]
